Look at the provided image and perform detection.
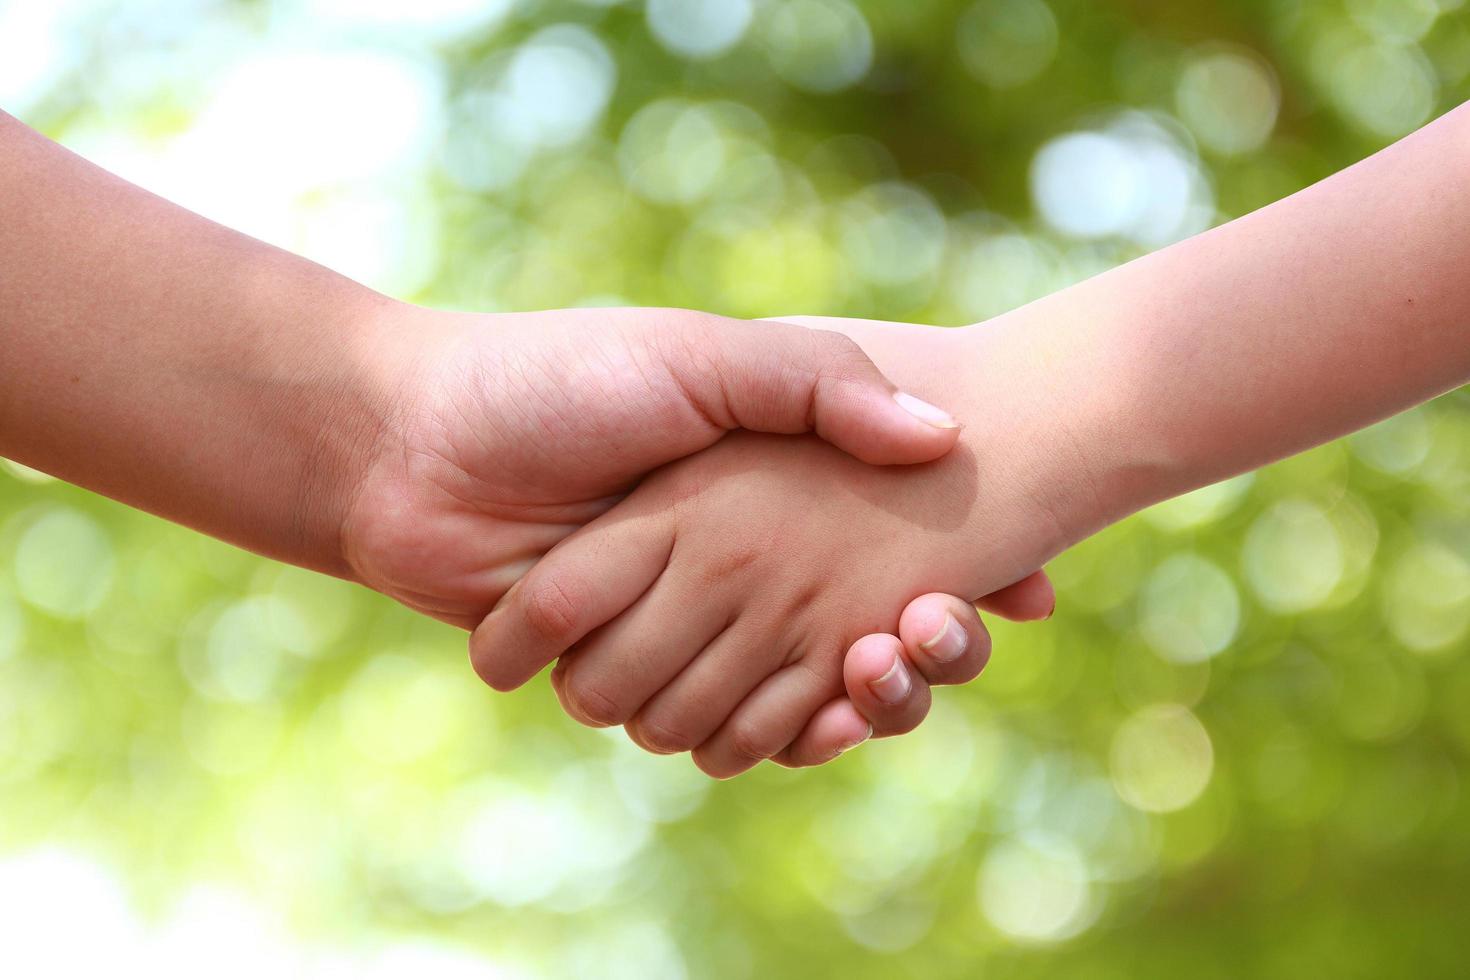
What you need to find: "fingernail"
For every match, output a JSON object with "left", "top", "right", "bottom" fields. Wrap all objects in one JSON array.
[
  {"left": 1046, "top": 595, "right": 1057, "bottom": 620},
  {"left": 868, "top": 655, "right": 912, "bottom": 704},
  {"left": 833, "top": 723, "right": 873, "bottom": 758},
  {"left": 893, "top": 391, "right": 959, "bottom": 429},
  {"left": 918, "top": 613, "right": 967, "bottom": 663}
]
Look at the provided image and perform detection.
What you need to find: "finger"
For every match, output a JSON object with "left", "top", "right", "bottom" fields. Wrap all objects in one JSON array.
[
  {"left": 974, "top": 570, "right": 1055, "bottom": 622},
  {"left": 694, "top": 636, "right": 927, "bottom": 779},
  {"left": 673, "top": 316, "right": 961, "bottom": 466},
  {"left": 837, "top": 633, "right": 933, "bottom": 739},
  {"left": 895, "top": 594, "right": 993, "bottom": 687},
  {"left": 468, "top": 506, "right": 672, "bottom": 692},
  {"left": 551, "top": 571, "right": 733, "bottom": 729},
  {"left": 624, "top": 617, "right": 782, "bottom": 755},
  {"left": 771, "top": 698, "right": 872, "bottom": 768}
]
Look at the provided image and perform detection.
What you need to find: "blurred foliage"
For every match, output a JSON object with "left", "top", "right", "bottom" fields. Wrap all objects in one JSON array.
[{"left": 5, "top": 0, "right": 1470, "bottom": 976}]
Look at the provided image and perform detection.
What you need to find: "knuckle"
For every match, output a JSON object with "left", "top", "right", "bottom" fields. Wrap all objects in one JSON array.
[
  {"left": 699, "top": 544, "right": 762, "bottom": 585},
  {"left": 666, "top": 307, "right": 721, "bottom": 335},
  {"left": 521, "top": 576, "right": 582, "bottom": 644},
  {"left": 691, "top": 746, "right": 744, "bottom": 780},
  {"left": 564, "top": 676, "right": 625, "bottom": 728},
  {"left": 792, "top": 639, "right": 845, "bottom": 686},
  {"left": 810, "top": 329, "right": 871, "bottom": 375},
  {"left": 470, "top": 649, "right": 518, "bottom": 693},
  {"left": 726, "top": 722, "right": 777, "bottom": 765},
  {"left": 647, "top": 307, "right": 720, "bottom": 360},
  {"left": 630, "top": 716, "right": 699, "bottom": 755}
]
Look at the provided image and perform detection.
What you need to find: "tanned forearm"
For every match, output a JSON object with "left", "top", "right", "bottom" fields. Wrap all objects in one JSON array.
[{"left": 0, "top": 111, "right": 405, "bottom": 576}]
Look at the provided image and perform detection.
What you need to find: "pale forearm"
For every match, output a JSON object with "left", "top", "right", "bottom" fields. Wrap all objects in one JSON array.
[
  {"left": 965, "top": 100, "right": 1470, "bottom": 544},
  {"left": 0, "top": 112, "right": 401, "bottom": 576}
]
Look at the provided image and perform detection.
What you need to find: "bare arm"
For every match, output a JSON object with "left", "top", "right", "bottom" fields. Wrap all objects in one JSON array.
[
  {"left": 0, "top": 110, "right": 400, "bottom": 576},
  {"left": 1003, "top": 99, "right": 1470, "bottom": 536},
  {"left": 494, "top": 100, "right": 1470, "bottom": 768},
  {"left": 812, "top": 100, "right": 1470, "bottom": 552},
  {"left": 0, "top": 110, "right": 959, "bottom": 606}
]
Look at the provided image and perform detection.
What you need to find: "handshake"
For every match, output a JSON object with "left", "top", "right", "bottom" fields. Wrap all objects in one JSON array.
[
  {"left": 13, "top": 102, "right": 1465, "bottom": 780},
  {"left": 340, "top": 305, "right": 1072, "bottom": 778}
]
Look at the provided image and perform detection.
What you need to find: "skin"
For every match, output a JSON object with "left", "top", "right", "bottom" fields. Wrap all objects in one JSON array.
[
  {"left": 0, "top": 109, "right": 1032, "bottom": 755},
  {"left": 473, "top": 99, "right": 1470, "bottom": 776},
  {"left": 474, "top": 321, "right": 1072, "bottom": 777}
]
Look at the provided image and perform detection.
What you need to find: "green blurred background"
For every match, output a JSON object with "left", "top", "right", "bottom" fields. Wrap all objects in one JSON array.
[{"left": 4, "top": 0, "right": 1470, "bottom": 975}]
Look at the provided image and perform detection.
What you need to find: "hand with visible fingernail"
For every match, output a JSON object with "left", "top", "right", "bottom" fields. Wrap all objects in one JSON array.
[
  {"left": 471, "top": 312, "right": 1076, "bottom": 779},
  {"left": 772, "top": 575, "right": 1055, "bottom": 769}
]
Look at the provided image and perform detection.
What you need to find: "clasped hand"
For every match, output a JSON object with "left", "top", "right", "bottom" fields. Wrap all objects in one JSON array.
[{"left": 340, "top": 305, "right": 1054, "bottom": 776}]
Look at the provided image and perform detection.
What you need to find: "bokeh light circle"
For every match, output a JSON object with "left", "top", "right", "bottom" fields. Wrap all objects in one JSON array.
[
  {"left": 1349, "top": 409, "right": 1432, "bottom": 475},
  {"left": 837, "top": 182, "right": 948, "bottom": 288},
  {"left": 647, "top": 0, "right": 753, "bottom": 60},
  {"left": 1031, "top": 115, "right": 1212, "bottom": 246},
  {"left": 763, "top": 0, "right": 874, "bottom": 93},
  {"left": 1317, "top": 34, "right": 1437, "bottom": 138},
  {"left": 619, "top": 99, "right": 729, "bottom": 205},
  {"left": 500, "top": 25, "right": 617, "bottom": 148},
  {"left": 949, "top": 228, "right": 1056, "bottom": 320},
  {"left": 1242, "top": 499, "right": 1344, "bottom": 613},
  {"left": 451, "top": 770, "right": 650, "bottom": 908},
  {"left": 14, "top": 507, "right": 115, "bottom": 619},
  {"left": 1110, "top": 703, "right": 1215, "bottom": 813},
  {"left": 1176, "top": 47, "right": 1279, "bottom": 155},
  {"left": 608, "top": 739, "right": 711, "bottom": 823},
  {"left": 957, "top": 0, "right": 1059, "bottom": 90},
  {"left": 180, "top": 597, "right": 302, "bottom": 703},
  {"left": 1143, "top": 474, "right": 1254, "bottom": 532},
  {"left": 1347, "top": 0, "right": 1441, "bottom": 43},
  {"left": 977, "top": 834, "right": 1096, "bottom": 943},
  {"left": 1139, "top": 553, "right": 1241, "bottom": 664},
  {"left": 1383, "top": 541, "right": 1470, "bottom": 653}
]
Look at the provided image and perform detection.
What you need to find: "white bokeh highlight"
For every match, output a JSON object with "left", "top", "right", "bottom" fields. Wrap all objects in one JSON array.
[
  {"left": 1110, "top": 704, "right": 1215, "bottom": 813},
  {"left": 647, "top": 0, "right": 753, "bottom": 59},
  {"left": 1176, "top": 47, "right": 1280, "bottom": 155},
  {"left": 1139, "top": 552, "right": 1241, "bottom": 664},
  {"left": 978, "top": 834, "right": 1096, "bottom": 943},
  {"left": 1031, "top": 114, "right": 1214, "bottom": 246},
  {"left": 14, "top": 507, "right": 115, "bottom": 619}
]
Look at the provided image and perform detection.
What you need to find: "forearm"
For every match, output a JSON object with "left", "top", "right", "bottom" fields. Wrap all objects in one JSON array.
[
  {"left": 0, "top": 111, "right": 401, "bottom": 576},
  {"left": 963, "top": 100, "right": 1470, "bottom": 545}
]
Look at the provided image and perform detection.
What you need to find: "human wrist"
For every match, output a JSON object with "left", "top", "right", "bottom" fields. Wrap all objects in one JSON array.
[
  {"left": 253, "top": 286, "right": 430, "bottom": 580},
  {"left": 946, "top": 318, "right": 1119, "bottom": 559}
]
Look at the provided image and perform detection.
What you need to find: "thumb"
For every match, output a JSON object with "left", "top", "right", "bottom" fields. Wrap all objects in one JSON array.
[{"left": 672, "top": 315, "right": 962, "bottom": 466}]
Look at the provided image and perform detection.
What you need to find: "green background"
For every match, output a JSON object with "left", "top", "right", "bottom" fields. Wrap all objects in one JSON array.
[{"left": 4, "top": 0, "right": 1470, "bottom": 975}]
